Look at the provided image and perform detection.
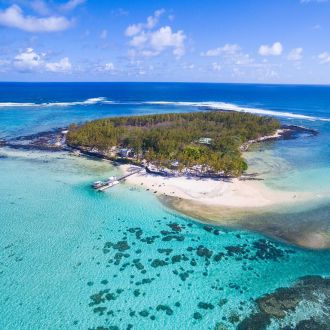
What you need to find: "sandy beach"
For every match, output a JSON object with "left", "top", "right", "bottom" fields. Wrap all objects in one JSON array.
[
  {"left": 121, "top": 164, "right": 310, "bottom": 209},
  {"left": 121, "top": 164, "right": 330, "bottom": 249}
]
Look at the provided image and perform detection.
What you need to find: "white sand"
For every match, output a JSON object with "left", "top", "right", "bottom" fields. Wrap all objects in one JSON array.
[{"left": 121, "top": 165, "right": 312, "bottom": 209}]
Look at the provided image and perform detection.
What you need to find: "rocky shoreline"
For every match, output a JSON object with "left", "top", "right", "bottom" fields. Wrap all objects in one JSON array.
[
  {"left": 1, "top": 124, "right": 318, "bottom": 166},
  {"left": 236, "top": 275, "right": 330, "bottom": 329},
  {"left": 2, "top": 128, "right": 68, "bottom": 151},
  {"left": 240, "top": 125, "right": 318, "bottom": 151}
]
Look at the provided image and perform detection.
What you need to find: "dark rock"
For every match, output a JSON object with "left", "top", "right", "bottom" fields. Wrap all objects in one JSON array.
[
  {"left": 162, "top": 235, "right": 184, "bottom": 242},
  {"left": 196, "top": 245, "right": 213, "bottom": 258},
  {"left": 139, "top": 310, "right": 149, "bottom": 317},
  {"left": 193, "top": 312, "right": 202, "bottom": 320},
  {"left": 156, "top": 304, "right": 173, "bottom": 315},
  {"left": 151, "top": 259, "right": 168, "bottom": 268},
  {"left": 168, "top": 223, "right": 182, "bottom": 232},
  {"left": 197, "top": 302, "right": 214, "bottom": 310},
  {"left": 296, "top": 318, "right": 328, "bottom": 330},
  {"left": 237, "top": 275, "right": 330, "bottom": 329},
  {"left": 237, "top": 312, "right": 271, "bottom": 330},
  {"left": 157, "top": 248, "right": 173, "bottom": 255}
]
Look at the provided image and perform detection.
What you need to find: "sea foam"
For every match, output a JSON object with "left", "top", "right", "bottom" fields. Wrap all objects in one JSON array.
[
  {"left": 0, "top": 97, "right": 113, "bottom": 108},
  {"left": 0, "top": 97, "right": 329, "bottom": 122},
  {"left": 143, "top": 101, "right": 330, "bottom": 122}
]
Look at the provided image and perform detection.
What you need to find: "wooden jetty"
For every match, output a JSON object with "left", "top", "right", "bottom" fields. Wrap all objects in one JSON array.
[{"left": 92, "top": 168, "right": 143, "bottom": 192}]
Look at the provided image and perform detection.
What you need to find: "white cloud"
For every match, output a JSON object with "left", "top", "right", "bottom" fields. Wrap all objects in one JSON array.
[
  {"left": 129, "top": 31, "right": 148, "bottom": 47},
  {"left": 288, "top": 48, "right": 303, "bottom": 61},
  {"left": 140, "top": 50, "right": 160, "bottom": 57},
  {"left": 146, "top": 9, "right": 165, "bottom": 29},
  {"left": 318, "top": 52, "right": 330, "bottom": 63},
  {"left": 150, "top": 26, "right": 186, "bottom": 57},
  {"left": 0, "top": 5, "right": 71, "bottom": 32},
  {"left": 13, "top": 48, "right": 72, "bottom": 72},
  {"left": 14, "top": 48, "right": 43, "bottom": 71},
  {"left": 125, "top": 24, "right": 143, "bottom": 37},
  {"left": 202, "top": 43, "right": 253, "bottom": 68},
  {"left": 60, "top": 0, "right": 86, "bottom": 11},
  {"left": 212, "top": 62, "right": 221, "bottom": 71},
  {"left": 95, "top": 62, "right": 116, "bottom": 73},
  {"left": 45, "top": 57, "right": 72, "bottom": 72},
  {"left": 125, "top": 9, "right": 165, "bottom": 37},
  {"left": 104, "top": 63, "right": 114, "bottom": 71},
  {"left": 125, "top": 11, "right": 186, "bottom": 58},
  {"left": 100, "top": 29, "right": 108, "bottom": 39},
  {"left": 202, "top": 44, "right": 240, "bottom": 57},
  {"left": 234, "top": 53, "right": 253, "bottom": 65},
  {"left": 258, "top": 42, "right": 283, "bottom": 56}
]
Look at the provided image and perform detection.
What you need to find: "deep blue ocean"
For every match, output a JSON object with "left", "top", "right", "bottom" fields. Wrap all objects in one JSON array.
[{"left": 0, "top": 83, "right": 329, "bottom": 329}]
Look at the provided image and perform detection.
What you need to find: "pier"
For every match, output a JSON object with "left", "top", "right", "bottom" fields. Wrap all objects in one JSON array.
[{"left": 93, "top": 168, "right": 143, "bottom": 191}]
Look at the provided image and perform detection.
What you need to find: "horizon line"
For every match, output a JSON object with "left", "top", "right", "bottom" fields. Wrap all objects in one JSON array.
[{"left": 0, "top": 81, "right": 330, "bottom": 87}]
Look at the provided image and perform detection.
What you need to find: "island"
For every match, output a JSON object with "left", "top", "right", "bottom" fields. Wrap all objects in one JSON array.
[
  {"left": 2, "top": 111, "right": 323, "bottom": 248},
  {"left": 66, "top": 111, "right": 281, "bottom": 177}
]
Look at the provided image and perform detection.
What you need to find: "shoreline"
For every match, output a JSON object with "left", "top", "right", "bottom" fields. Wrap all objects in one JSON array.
[
  {"left": 121, "top": 164, "right": 312, "bottom": 209},
  {"left": 2, "top": 124, "right": 327, "bottom": 249},
  {"left": 121, "top": 165, "right": 329, "bottom": 249}
]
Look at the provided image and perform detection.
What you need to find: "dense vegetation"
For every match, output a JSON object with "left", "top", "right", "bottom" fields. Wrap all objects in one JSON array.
[{"left": 67, "top": 111, "right": 280, "bottom": 176}]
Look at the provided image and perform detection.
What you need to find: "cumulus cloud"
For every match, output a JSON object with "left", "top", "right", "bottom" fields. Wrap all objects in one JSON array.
[
  {"left": 13, "top": 48, "right": 72, "bottom": 72},
  {"left": 125, "top": 9, "right": 165, "bottom": 37},
  {"left": 60, "top": 0, "right": 86, "bottom": 11},
  {"left": 202, "top": 44, "right": 240, "bottom": 57},
  {"left": 0, "top": 5, "right": 71, "bottom": 32},
  {"left": 146, "top": 9, "right": 165, "bottom": 29},
  {"left": 14, "top": 48, "right": 43, "bottom": 71},
  {"left": 129, "top": 31, "right": 148, "bottom": 47},
  {"left": 150, "top": 26, "right": 186, "bottom": 57},
  {"left": 125, "top": 10, "right": 186, "bottom": 58},
  {"left": 95, "top": 62, "right": 116, "bottom": 73},
  {"left": 104, "top": 63, "right": 114, "bottom": 71},
  {"left": 258, "top": 42, "right": 283, "bottom": 56},
  {"left": 318, "top": 52, "right": 330, "bottom": 63},
  {"left": 288, "top": 48, "right": 303, "bottom": 61},
  {"left": 45, "top": 57, "right": 72, "bottom": 72},
  {"left": 202, "top": 43, "right": 253, "bottom": 68}
]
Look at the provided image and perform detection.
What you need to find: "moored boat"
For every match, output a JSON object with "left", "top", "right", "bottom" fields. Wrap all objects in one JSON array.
[{"left": 92, "top": 181, "right": 103, "bottom": 188}]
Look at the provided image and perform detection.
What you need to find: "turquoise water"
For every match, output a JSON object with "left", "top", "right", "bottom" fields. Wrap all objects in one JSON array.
[
  {"left": 1, "top": 149, "right": 329, "bottom": 330},
  {"left": 0, "top": 83, "right": 330, "bottom": 329}
]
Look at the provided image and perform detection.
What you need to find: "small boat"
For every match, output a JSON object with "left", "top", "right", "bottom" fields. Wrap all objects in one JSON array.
[
  {"left": 92, "top": 181, "right": 103, "bottom": 188},
  {"left": 107, "top": 180, "right": 119, "bottom": 187},
  {"left": 106, "top": 176, "right": 119, "bottom": 186}
]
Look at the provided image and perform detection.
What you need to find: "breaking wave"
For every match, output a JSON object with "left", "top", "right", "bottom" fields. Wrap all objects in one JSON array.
[
  {"left": 0, "top": 97, "right": 329, "bottom": 122},
  {"left": 0, "top": 97, "right": 113, "bottom": 108},
  {"left": 143, "top": 101, "right": 330, "bottom": 122}
]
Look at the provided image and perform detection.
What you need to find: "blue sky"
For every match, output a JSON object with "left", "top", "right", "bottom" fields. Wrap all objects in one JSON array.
[{"left": 0, "top": 0, "right": 330, "bottom": 83}]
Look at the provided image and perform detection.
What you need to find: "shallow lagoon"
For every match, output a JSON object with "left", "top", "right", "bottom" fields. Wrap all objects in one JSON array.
[
  {"left": 0, "top": 150, "right": 329, "bottom": 329},
  {"left": 0, "top": 83, "right": 330, "bottom": 329}
]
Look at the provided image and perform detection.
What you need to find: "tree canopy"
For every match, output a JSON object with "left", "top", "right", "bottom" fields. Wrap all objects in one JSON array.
[{"left": 66, "top": 111, "right": 280, "bottom": 176}]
